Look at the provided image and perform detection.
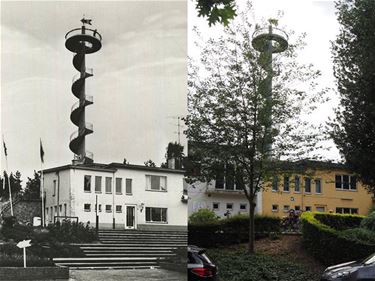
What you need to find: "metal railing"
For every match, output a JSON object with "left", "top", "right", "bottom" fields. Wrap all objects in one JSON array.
[
  {"left": 71, "top": 96, "right": 93, "bottom": 112},
  {"left": 70, "top": 123, "right": 93, "bottom": 141},
  {"left": 72, "top": 68, "right": 94, "bottom": 83},
  {"left": 65, "top": 27, "right": 102, "bottom": 41},
  {"left": 252, "top": 26, "right": 288, "bottom": 41}
]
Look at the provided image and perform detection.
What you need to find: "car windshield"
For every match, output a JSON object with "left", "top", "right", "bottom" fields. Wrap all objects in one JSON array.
[{"left": 363, "top": 253, "right": 375, "bottom": 265}]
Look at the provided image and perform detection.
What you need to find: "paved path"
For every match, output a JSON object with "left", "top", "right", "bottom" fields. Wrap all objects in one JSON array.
[{"left": 69, "top": 268, "right": 187, "bottom": 281}]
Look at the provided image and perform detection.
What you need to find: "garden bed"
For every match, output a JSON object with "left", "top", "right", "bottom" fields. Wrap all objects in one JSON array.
[{"left": 0, "top": 266, "right": 69, "bottom": 280}]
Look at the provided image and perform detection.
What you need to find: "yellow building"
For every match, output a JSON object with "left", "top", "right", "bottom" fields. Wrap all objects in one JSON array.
[{"left": 262, "top": 161, "right": 374, "bottom": 217}]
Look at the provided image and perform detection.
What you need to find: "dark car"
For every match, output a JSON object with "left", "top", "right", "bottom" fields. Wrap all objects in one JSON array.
[
  {"left": 321, "top": 253, "right": 375, "bottom": 281},
  {"left": 188, "top": 245, "right": 218, "bottom": 281}
]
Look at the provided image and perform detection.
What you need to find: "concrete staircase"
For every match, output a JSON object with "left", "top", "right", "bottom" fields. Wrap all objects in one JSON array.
[{"left": 53, "top": 229, "right": 187, "bottom": 269}]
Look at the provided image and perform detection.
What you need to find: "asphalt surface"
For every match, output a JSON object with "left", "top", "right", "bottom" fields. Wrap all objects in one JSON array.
[{"left": 69, "top": 268, "right": 187, "bottom": 281}]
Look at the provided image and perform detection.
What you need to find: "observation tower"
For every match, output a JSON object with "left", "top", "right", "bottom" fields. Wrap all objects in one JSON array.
[
  {"left": 252, "top": 24, "right": 288, "bottom": 156},
  {"left": 65, "top": 18, "right": 102, "bottom": 164}
]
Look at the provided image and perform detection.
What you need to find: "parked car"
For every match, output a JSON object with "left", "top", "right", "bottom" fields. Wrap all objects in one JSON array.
[
  {"left": 321, "top": 253, "right": 375, "bottom": 281},
  {"left": 188, "top": 245, "right": 218, "bottom": 281}
]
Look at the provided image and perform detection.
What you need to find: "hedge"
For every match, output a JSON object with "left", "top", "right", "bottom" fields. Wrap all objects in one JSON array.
[
  {"left": 189, "top": 214, "right": 281, "bottom": 248},
  {"left": 301, "top": 212, "right": 375, "bottom": 265}
]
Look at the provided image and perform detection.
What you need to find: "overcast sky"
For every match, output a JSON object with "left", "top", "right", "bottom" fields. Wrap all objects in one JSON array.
[
  {"left": 1, "top": 1, "right": 187, "bottom": 180},
  {"left": 188, "top": 0, "right": 341, "bottom": 160}
]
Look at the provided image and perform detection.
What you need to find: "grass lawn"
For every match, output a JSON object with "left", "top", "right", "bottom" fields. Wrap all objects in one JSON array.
[{"left": 206, "top": 235, "right": 325, "bottom": 281}]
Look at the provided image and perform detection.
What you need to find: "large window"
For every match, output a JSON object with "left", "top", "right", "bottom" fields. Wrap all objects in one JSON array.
[
  {"left": 335, "top": 175, "right": 357, "bottom": 191},
  {"left": 294, "top": 176, "right": 300, "bottom": 192},
  {"left": 283, "top": 176, "right": 290, "bottom": 192},
  {"left": 145, "top": 207, "right": 167, "bottom": 223},
  {"left": 272, "top": 176, "right": 279, "bottom": 192},
  {"left": 304, "top": 178, "right": 311, "bottom": 193},
  {"left": 336, "top": 207, "right": 358, "bottom": 214},
  {"left": 315, "top": 179, "right": 322, "bottom": 194},
  {"left": 146, "top": 175, "right": 167, "bottom": 191},
  {"left": 53, "top": 180, "right": 56, "bottom": 196},
  {"left": 116, "top": 178, "right": 122, "bottom": 194},
  {"left": 105, "top": 177, "right": 112, "bottom": 194},
  {"left": 214, "top": 163, "right": 244, "bottom": 190},
  {"left": 95, "top": 176, "right": 102, "bottom": 193},
  {"left": 84, "top": 175, "right": 91, "bottom": 192},
  {"left": 126, "top": 178, "right": 133, "bottom": 195}
]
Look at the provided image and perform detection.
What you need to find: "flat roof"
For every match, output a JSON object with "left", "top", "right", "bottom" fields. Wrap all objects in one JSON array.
[{"left": 42, "top": 162, "right": 185, "bottom": 175}]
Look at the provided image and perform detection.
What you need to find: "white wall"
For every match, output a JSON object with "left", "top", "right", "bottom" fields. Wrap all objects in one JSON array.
[{"left": 188, "top": 180, "right": 262, "bottom": 218}]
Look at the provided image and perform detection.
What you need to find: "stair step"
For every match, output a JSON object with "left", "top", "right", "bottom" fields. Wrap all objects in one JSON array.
[
  {"left": 84, "top": 253, "right": 175, "bottom": 257},
  {"left": 66, "top": 265, "right": 160, "bottom": 270}
]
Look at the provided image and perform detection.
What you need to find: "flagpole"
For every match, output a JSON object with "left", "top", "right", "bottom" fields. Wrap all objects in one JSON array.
[
  {"left": 40, "top": 160, "right": 44, "bottom": 228},
  {"left": 2, "top": 136, "right": 13, "bottom": 217}
]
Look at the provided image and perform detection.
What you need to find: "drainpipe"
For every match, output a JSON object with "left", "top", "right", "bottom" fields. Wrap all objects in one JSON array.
[
  {"left": 56, "top": 172, "right": 60, "bottom": 218},
  {"left": 112, "top": 170, "right": 115, "bottom": 229}
]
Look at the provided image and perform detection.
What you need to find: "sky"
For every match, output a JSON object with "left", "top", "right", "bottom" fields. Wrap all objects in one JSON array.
[
  {"left": 188, "top": 0, "right": 342, "bottom": 160},
  {"left": 1, "top": 1, "right": 187, "bottom": 181}
]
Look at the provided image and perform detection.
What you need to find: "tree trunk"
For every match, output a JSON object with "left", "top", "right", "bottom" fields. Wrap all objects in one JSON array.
[{"left": 248, "top": 201, "right": 256, "bottom": 254}]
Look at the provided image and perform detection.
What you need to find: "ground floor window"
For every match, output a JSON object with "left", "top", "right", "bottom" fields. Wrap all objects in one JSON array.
[
  {"left": 116, "top": 205, "right": 122, "bottom": 213},
  {"left": 316, "top": 206, "right": 325, "bottom": 212},
  {"left": 145, "top": 207, "right": 167, "bottom": 223},
  {"left": 84, "top": 204, "right": 91, "bottom": 212},
  {"left": 272, "top": 204, "right": 278, "bottom": 212},
  {"left": 226, "top": 203, "right": 233, "bottom": 210},
  {"left": 240, "top": 203, "right": 247, "bottom": 210},
  {"left": 105, "top": 205, "right": 112, "bottom": 213},
  {"left": 305, "top": 206, "right": 312, "bottom": 211},
  {"left": 212, "top": 202, "right": 219, "bottom": 210},
  {"left": 336, "top": 207, "right": 358, "bottom": 214},
  {"left": 283, "top": 205, "right": 290, "bottom": 212}
]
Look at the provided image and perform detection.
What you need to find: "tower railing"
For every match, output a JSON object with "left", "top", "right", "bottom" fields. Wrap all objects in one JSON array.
[{"left": 65, "top": 28, "right": 102, "bottom": 41}]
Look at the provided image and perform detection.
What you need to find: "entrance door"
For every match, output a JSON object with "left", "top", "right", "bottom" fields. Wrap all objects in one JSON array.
[{"left": 125, "top": 205, "right": 136, "bottom": 229}]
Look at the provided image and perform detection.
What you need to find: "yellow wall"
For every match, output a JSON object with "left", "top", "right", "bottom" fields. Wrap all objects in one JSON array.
[{"left": 262, "top": 168, "right": 374, "bottom": 217}]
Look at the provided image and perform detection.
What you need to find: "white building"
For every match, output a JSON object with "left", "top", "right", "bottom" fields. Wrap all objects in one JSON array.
[
  {"left": 43, "top": 162, "right": 187, "bottom": 230},
  {"left": 187, "top": 180, "right": 262, "bottom": 218}
]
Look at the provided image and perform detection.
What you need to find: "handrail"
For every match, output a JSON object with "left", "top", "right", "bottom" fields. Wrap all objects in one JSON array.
[
  {"left": 252, "top": 27, "right": 288, "bottom": 41},
  {"left": 72, "top": 68, "right": 94, "bottom": 83},
  {"left": 65, "top": 27, "right": 102, "bottom": 41},
  {"left": 71, "top": 95, "right": 93, "bottom": 112},
  {"left": 70, "top": 122, "right": 93, "bottom": 141}
]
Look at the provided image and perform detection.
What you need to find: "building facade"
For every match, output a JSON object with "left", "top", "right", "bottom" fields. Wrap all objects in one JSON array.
[
  {"left": 188, "top": 161, "right": 374, "bottom": 218},
  {"left": 43, "top": 163, "right": 187, "bottom": 230}
]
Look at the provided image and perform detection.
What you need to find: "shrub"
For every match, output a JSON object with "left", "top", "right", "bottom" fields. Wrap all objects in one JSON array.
[
  {"left": 314, "top": 213, "right": 363, "bottom": 230},
  {"left": 189, "top": 209, "right": 220, "bottom": 224},
  {"left": 360, "top": 211, "right": 375, "bottom": 231},
  {"left": 301, "top": 212, "right": 375, "bottom": 265},
  {"left": 340, "top": 228, "right": 375, "bottom": 245},
  {"left": 47, "top": 221, "right": 97, "bottom": 243},
  {"left": 189, "top": 215, "right": 281, "bottom": 248}
]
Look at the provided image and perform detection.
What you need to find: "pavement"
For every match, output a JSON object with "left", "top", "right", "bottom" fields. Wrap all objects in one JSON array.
[{"left": 69, "top": 268, "right": 187, "bottom": 281}]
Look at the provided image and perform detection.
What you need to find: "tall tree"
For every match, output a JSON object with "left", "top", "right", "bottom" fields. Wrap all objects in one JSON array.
[
  {"left": 195, "top": 0, "right": 236, "bottom": 26},
  {"left": 331, "top": 0, "right": 375, "bottom": 194},
  {"left": 0, "top": 171, "right": 23, "bottom": 200},
  {"left": 186, "top": 8, "right": 327, "bottom": 253},
  {"left": 22, "top": 171, "right": 41, "bottom": 200}
]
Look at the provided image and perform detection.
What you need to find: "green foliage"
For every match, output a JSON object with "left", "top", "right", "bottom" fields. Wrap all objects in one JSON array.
[
  {"left": 331, "top": 0, "right": 375, "bottom": 193},
  {"left": 47, "top": 221, "right": 97, "bottom": 243},
  {"left": 360, "top": 211, "right": 375, "bottom": 231},
  {"left": 207, "top": 249, "right": 319, "bottom": 281},
  {"left": 340, "top": 228, "right": 375, "bottom": 245},
  {"left": 195, "top": 0, "right": 236, "bottom": 26},
  {"left": 189, "top": 215, "right": 281, "bottom": 248},
  {"left": 22, "top": 171, "right": 41, "bottom": 200},
  {"left": 0, "top": 171, "right": 23, "bottom": 200},
  {"left": 315, "top": 213, "right": 363, "bottom": 230},
  {"left": 189, "top": 208, "right": 220, "bottom": 224},
  {"left": 301, "top": 212, "right": 375, "bottom": 265},
  {"left": 144, "top": 159, "right": 156, "bottom": 167}
]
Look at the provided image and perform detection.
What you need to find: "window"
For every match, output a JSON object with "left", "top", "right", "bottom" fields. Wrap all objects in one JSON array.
[
  {"left": 214, "top": 163, "right": 244, "bottom": 190},
  {"left": 84, "top": 204, "right": 91, "bottom": 212},
  {"left": 105, "top": 205, "right": 112, "bottom": 213},
  {"left": 272, "top": 204, "right": 279, "bottom": 212},
  {"left": 283, "top": 205, "right": 290, "bottom": 212},
  {"left": 116, "top": 205, "right": 122, "bottom": 213},
  {"left": 212, "top": 202, "right": 219, "bottom": 210},
  {"left": 59, "top": 205, "right": 62, "bottom": 213},
  {"left": 53, "top": 180, "right": 56, "bottom": 196},
  {"left": 335, "top": 175, "right": 357, "bottom": 191},
  {"left": 316, "top": 206, "right": 325, "bottom": 212},
  {"left": 95, "top": 176, "right": 102, "bottom": 193},
  {"left": 226, "top": 203, "right": 233, "bottom": 210},
  {"left": 336, "top": 207, "right": 358, "bottom": 214},
  {"left": 126, "top": 178, "right": 133, "bottom": 194},
  {"left": 98, "top": 204, "right": 102, "bottom": 212},
  {"left": 304, "top": 178, "right": 311, "bottom": 193},
  {"left": 315, "top": 179, "right": 322, "bottom": 194},
  {"left": 305, "top": 206, "right": 312, "bottom": 211},
  {"left": 272, "top": 176, "right": 279, "bottom": 192},
  {"left": 146, "top": 175, "right": 167, "bottom": 191},
  {"left": 294, "top": 176, "right": 300, "bottom": 192},
  {"left": 105, "top": 177, "right": 112, "bottom": 193},
  {"left": 84, "top": 175, "right": 91, "bottom": 192},
  {"left": 240, "top": 204, "right": 247, "bottom": 210},
  {"left": 64, "top": 204, "right": 67, "bottom": 216},
  {"left": 283, "top": 176, "right": 290, "bottom": 192},
  {"left": 145, "top": 207, "right": 167, "bottom": 223},
  {"left": 116, "top": 178, "right": 122, "bottom": 194},
  {"left": 295, "top": 205, "right": 301, "bottom": 211}
]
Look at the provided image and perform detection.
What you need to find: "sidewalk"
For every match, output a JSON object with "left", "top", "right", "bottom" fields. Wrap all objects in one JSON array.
[{"left": 69, "top": 268, "right": 187, "bottom": 281}]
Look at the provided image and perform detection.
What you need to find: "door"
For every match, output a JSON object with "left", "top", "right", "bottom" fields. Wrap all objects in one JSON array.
[{"left": 125, "top": 205, "right": 136, "bottom": 229}]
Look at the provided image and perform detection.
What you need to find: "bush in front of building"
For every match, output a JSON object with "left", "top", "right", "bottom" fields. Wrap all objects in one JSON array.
[
  {"left": 189, "top": 214, "right": 281, "bottom": 248},
  {"left": 47, "top": 220, "right": 97, "bottom": 243},
  {"left": 314, "top": 212, "right": 363, "bottom": 231},
  {"left": 189, "top": 208, "right": 220, "bottom": 224},
  {"left": 360, "top": 211, "right": 375, "bottom": 231},
  {"left": 301, "top": 212, "right": 375, "bottom": 265}
]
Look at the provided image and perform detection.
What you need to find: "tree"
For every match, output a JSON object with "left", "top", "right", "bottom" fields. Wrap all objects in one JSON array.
[
  {"left": 161, "top": 142, "right": 185, "bottom": 169},
  {"left": 195, "top": 0, "right": 236, "bottom": 26},
  {"left": 22, "top": 171, "right": 41, "bottom": 200},
  {"left": 186, "top": 8, "right": 327, "bottom": 253},
  {"left": 331, "top": 0, "right": 375, "bottom": 194},
  {"left": 144, "top": 160, "right": 156, "bottom": 167},
  {"left": 0, "top": 171, "right": 23, "bottom": 200}
]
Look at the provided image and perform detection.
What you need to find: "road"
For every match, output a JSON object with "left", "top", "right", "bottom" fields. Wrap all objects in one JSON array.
[{"left": 69, "top": 268, "right": 187, "bottom": 281}]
